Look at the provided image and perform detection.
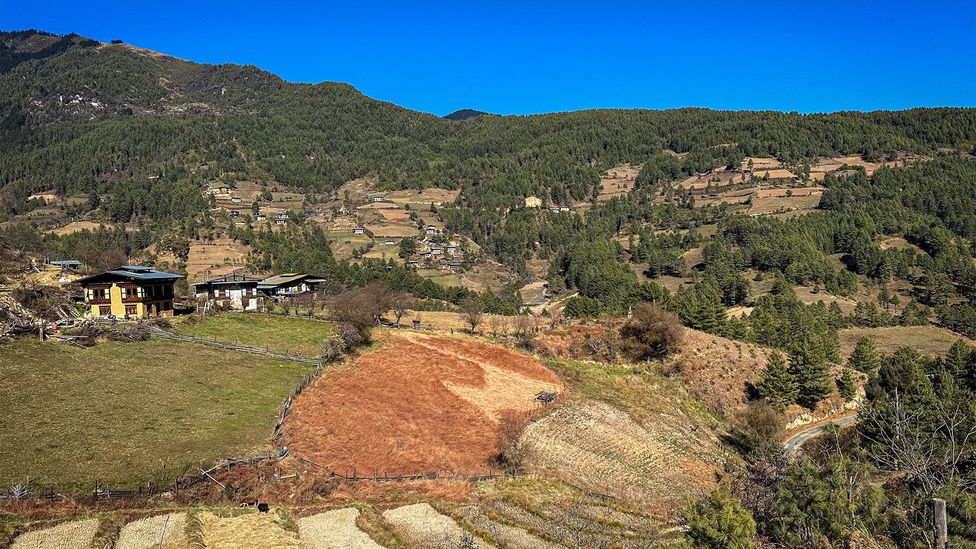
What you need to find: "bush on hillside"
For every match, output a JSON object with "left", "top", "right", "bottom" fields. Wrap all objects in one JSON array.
[{"left": 619, "top": 303, "right": 684, "bottom": 361}]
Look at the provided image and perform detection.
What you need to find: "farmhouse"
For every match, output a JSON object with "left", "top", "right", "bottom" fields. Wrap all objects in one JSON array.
[
  {"left": 274, "top": 213, "right": 289, "bottom": 225},
  {"left": 425, "top": 225, "right": 440, "bottom": 235},
  {"left": 369, "top": 195, "right": 386, "bottom": 202},
  {"left": 230, "top": 196, "right": 242, "bottom": 204},
  {"left": 258, "top": 273, "right": 327, "bottom": 298},
  {"left": 77, "top": 266, "right": 183, "bottom": 319},
  {"left": 352, "top": 226, "right": 367, "bottom": 235},
  {"left": 192, "top": 272, "right": 264, "bottom": 311}
]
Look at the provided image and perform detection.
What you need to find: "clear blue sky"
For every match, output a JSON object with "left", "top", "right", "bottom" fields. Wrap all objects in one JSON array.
[{"left": 3, "top": 0, "right": 975, "bottom": 115}]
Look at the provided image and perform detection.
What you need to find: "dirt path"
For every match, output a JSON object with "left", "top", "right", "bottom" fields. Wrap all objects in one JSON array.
[{"left": 784, "top": 412, "right": 859, "bottom": 456}]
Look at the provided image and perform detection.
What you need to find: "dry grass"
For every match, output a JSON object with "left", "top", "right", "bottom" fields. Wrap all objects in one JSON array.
[
  {"left": 297, "top": 508, "right": 383, "bottom": 549},
  {"left": 184, "top": 238, "right": 250, "bottom": 283},
  {"left": 285, "top": 334, "right": 562, "bottom": 475},
  {"left": 198, "top": 511, "right": 300, "bottom": 549},
  {"left": 382, "top": 503, "right": 488, "bottom": 548},
  {"left": 665, "top": 328, "right": 773, "bottom": 417},
  {"left": 116, "top": 513, "right": 188, "bottom": 549},
  {"left": 12, "top": 518, "right": 98, "bottom": 549},
  {"left": 749, "top": 192, "right": 822, "bottom": 216},
  {"left": 385, "top": 187, "right": 460, "bottom": 207},
  {"left": 363, "top": 223, "right": 418, "bottom": 238},
  {"left": 46, "top": 221, "right": 105, "bottom": 236},
  {"left": 597, "top": 164, "right": 640, "bottom": 202},
  {"left": 515, "top": 400, "right": 718, "bottom": 507},
  {"left": 838, "top": 326, "right": 976, "bottom": 360}
]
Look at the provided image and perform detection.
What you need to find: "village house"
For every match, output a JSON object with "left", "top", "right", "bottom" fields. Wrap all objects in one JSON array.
[
  {"left": 370, "top": 195, "right": 386, "bottom": 203},
  {"left": 352, "top": 226, "right": 367, "bottom": 235},
  {"left": 76, "top": 266, "right": 183, "bottom": 319},
  {"left": 255, "top": 214, "right": 267, "bottom": 221},
  {"left": 430, "top": 247, "right": 444, "bottom": 255},
  {"left": 274, "top": 213, "right": 289, "bottom": 225},
  {"left": 229, "top": 209, "right": 241, "bottom": 217},
  {"left": 230, "top": 196, "right": 242, "bottom": 204},
  {"left": 192, "top": 272, "right": 263, "bottom": 311},
  {"left": 425, "top": 225, "right": 440, "bottom": 235},
  {"left": 258, "top": 273, "right": 327, "bottom": 298}
]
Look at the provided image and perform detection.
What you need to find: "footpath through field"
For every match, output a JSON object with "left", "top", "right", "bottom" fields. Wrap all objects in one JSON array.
[{"left": 148, "top": 325, "right": 320, "bottom": 365}]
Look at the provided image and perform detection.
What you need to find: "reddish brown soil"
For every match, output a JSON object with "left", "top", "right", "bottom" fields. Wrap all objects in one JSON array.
[{"left": 285, "top": 334, "right": 562, "bottom": 476}]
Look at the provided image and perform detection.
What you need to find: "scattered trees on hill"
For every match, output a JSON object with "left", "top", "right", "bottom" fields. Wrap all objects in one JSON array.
[{"left": 755, "top": 351, "right": 797, "bottom": 410}]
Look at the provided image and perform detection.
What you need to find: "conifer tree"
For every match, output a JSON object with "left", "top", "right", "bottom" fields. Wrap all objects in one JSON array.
[
  {"left": 789, "top": 348, "right": 832, "bottom": 409},
  {"left": 757, "top": 351, "right": 798, "bottom": 409},
  {"left": 837, "top": 368, "right": 856, "bottom": 400},
  {"left": 847, "top": 337, "right": 881, "bottom": 373}
]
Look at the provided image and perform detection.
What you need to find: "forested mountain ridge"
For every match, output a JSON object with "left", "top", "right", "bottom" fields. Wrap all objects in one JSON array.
[{"left": 2, "top": 29, "right": 976, "bottom": 224}]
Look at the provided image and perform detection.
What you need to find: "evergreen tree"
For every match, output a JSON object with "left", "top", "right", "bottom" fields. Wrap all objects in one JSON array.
[
  {"left": 789, "top": 349, "right": 832, "bottom": 409},
  {"left": 847, "top": 337, "right": 881, "bottom": 373},
  {"left": 837, "top": 368, "right": 856, "bottom": 400},
  {"left": 756, "top": 351, "right": 798, "bottom": 409},
  {"left": 683, "top": 486, "right": 757, "bottom": 549}
]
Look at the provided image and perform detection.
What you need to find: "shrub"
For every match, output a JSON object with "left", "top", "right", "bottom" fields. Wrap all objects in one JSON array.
[{"left": 619, "top": 303, "right": 684, "bottom": 361}]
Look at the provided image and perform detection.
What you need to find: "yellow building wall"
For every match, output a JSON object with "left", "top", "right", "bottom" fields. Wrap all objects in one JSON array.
[{"left": 109, "top": 283, "right": 125, "bottom": 317}]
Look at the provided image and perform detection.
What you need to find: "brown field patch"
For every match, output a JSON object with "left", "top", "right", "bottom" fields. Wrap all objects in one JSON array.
[
  {"left": 749, "top": 192, "right": 822, "bottom": 216},
  {"left": 198, "top": 511, "right": 299, "bottom": 548},
  {"left": 12, "top": 518, "right": 99, "bottom": 549},
  {"left": 597, "top": 164, "right": 640, "bottom": 202},
  {"left": 516, "top": 400, "right": 718, "bottom": 507},
  {"left": 47, "top": 220, "right": 106, "bottom": 236},
  {"left": 839, "top": 326, "right": 976, "bottom": 360},
  {"left": 741, "top": 157, "right": 782, "bottom": 170},
  {"left": 363, "top": 223, "right": 418, "bottom": 238},
  {"left": 285, "top": 334, "right": 563, "bottom": 475},
  {"left": 385, "top": 187, "right": 460, "bottom": 206},
  {"left": 378, "top": 208, "right": 411, "bottom": 221},
  {"left": 752, "top": 168, "right": 796, "bottom": 179},
  {"left": 297, "top": 508, "right": 383, "bottom": 549},
  {"left": 185, "top": 238, "right": 251, "bottom": 282}
]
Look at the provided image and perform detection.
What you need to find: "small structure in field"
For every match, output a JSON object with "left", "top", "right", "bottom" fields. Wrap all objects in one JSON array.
[
  {"left": 193, "top": 272, "right": 264, "bottom": 311},
  {"left": 535, "top": 391, "right": 558, "bottom": 404},
  {"left": 76, "top": 265, "right": 183, "bottom": 319},
  {"left": 352, "top": 226, "right": 367, "bottom": 235}
]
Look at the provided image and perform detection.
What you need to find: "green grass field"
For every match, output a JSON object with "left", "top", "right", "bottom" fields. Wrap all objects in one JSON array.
[
  {"left": 0, "top": 338, "right": 312, "bottom": 489},
  {"left": 173, "top": 313, "right": 331, "bottom": 357}
]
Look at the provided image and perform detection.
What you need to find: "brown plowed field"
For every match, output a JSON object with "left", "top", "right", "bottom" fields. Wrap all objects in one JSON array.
[{"left": 285, "top": 334, "right": 563, "bottom": 475}]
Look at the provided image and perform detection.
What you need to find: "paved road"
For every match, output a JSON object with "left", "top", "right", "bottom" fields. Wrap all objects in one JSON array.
[{"left": 784, "top": 413, "right": 859, "bottom": 456}]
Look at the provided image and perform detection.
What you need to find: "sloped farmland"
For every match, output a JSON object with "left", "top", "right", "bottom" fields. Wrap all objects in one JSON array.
[{"left": 285, "top": 333, "right": 563, "bottom": 476}]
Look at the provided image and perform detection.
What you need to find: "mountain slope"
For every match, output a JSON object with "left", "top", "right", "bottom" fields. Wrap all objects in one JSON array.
[{"left": 1, "top": 29, "right": 975, "bottom": 226}]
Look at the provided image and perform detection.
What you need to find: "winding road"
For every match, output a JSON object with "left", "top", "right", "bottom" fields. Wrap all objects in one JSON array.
[{"left": 784, "top": 412, "right": 859, "bottom": 456}]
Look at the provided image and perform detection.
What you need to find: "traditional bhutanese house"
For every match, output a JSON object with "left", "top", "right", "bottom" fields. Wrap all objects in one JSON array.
[
  {"left": 370, "top": 195, "right": 386, "bottom": 202},
  {"left": 230, "top": 196, "right": 242, "bottom": 204},
  {"left": 425, "top": 225, "right": 439, "bottom": 235},
  {"left": 258, "top": 273, "right": 327, "bottom": 298},
  {"left": 274, "top": 213, "right": 289, "bottom": 225},
  {"left": 352, "top": 226, "right": 367, "bottom": 235},
  {"left": 255, "top": 214, "right": 267, "bottom": 221},
  {"left": 76, "top": 266, "right": 183, "bottom": 319},
  {"left": 192, "top": 272, "right": 264, "bottom": 311}
]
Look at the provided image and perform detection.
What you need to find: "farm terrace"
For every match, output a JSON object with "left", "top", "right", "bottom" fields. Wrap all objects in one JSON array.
[{"left": 76, "top": 265, "right": 183, "bottom": 319}]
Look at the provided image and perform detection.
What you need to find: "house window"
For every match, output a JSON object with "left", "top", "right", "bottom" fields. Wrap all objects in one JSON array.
[
  {"left": 137, "top": 287, "right": 144, "bottom": 298},
  {"left": 125, "top": 304, "right": 137, "bottom": 316},
  {"left": 102, "top": 288, "right": 110, "bottom": 299},
  {"left": 120, "top": 287, "right": 127, "bottom": 299}
]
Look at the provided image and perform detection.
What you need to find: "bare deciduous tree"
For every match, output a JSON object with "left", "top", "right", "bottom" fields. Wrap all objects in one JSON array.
[{"left": 461, "top": 297, "right": 483, "bottom": 334}]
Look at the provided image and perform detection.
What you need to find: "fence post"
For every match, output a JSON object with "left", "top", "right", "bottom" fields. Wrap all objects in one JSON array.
[{"left": 933, "top": 498, "right": 948, "bottom": 549}]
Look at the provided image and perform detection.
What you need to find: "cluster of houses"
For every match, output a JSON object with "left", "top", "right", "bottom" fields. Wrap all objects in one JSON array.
[{"left": 77, "top": 266, "right": 330, "bottom": 319}]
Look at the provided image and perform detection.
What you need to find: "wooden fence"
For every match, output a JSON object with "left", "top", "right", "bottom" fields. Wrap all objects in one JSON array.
[{"left": 147, "top": 326, "right": 320, "bottom": 365}]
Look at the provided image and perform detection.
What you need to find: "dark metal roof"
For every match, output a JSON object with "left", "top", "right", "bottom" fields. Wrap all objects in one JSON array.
[
  {"left": 192, "top": 272, "right": 264, "bottom": 287},
  {"left": 76, "top": 266, "right": 184, "bottom": 285}
]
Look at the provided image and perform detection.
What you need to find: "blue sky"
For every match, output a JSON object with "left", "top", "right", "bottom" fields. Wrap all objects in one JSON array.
[{"left": 3, "top": 0, "right": 975, "bottom": 115}]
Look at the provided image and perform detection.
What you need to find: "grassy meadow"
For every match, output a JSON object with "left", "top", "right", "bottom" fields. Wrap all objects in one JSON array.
[
  {"left": 0, "top": 338, "right": 312, "bottom": 489},
  {"left": 173, "top": 313, "right": 331, "bottom": 357}
]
